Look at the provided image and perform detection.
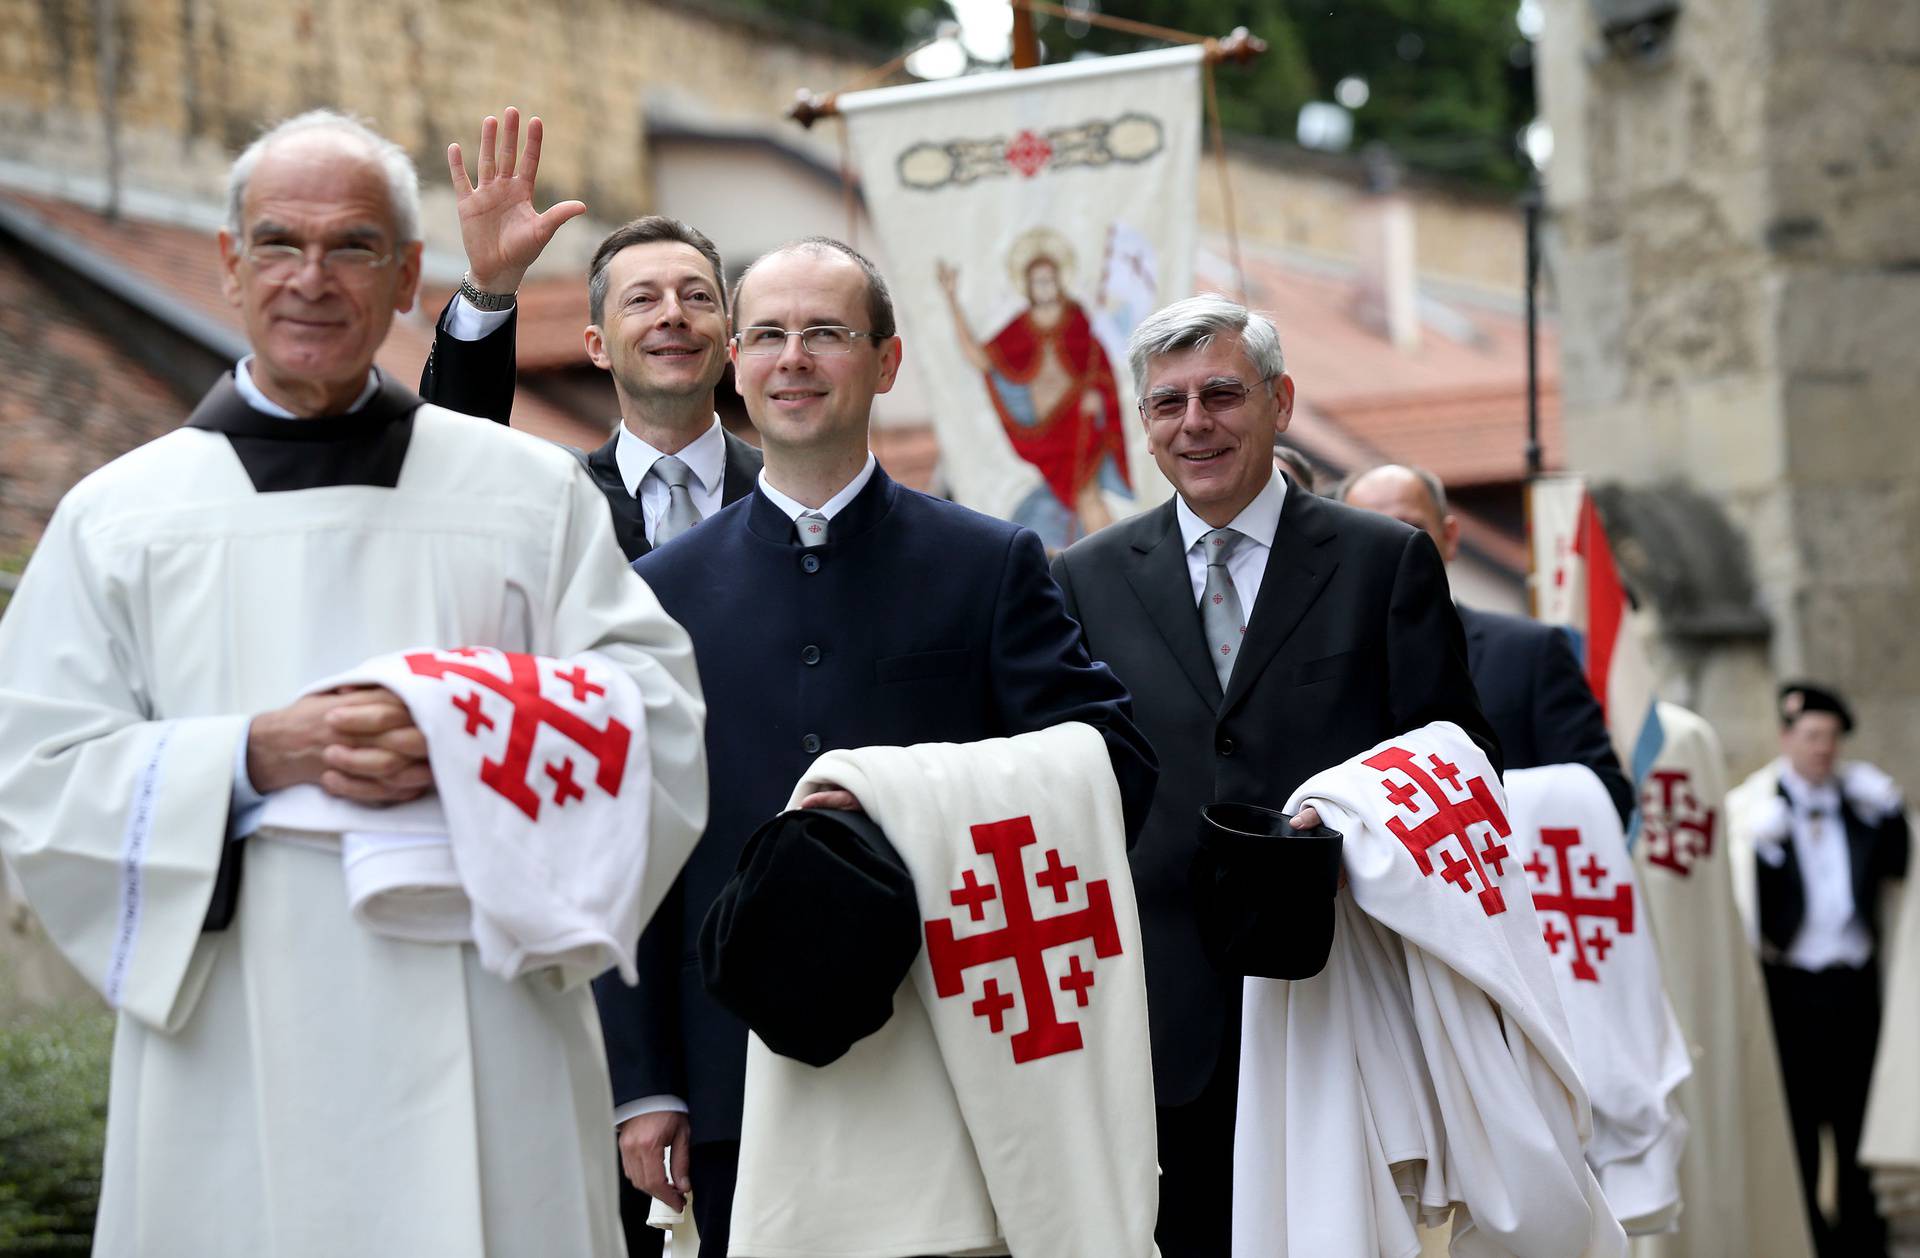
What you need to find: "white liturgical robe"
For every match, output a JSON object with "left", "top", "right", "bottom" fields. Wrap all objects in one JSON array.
[{"left": 0, "top": 384, "right": 707, "bottom": 1258}]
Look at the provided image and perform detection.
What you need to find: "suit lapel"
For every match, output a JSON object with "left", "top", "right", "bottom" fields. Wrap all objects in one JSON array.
[
  {"left": 1121, "top": 502, "right": 1223, "bottom": 710},
  {"left": 586, "top": 436, "right": 649, "bottom": 561},
  {"left": 719, "top": 429, "right": 762, "bottom": 505},
  {"left": 1221, "top": 487, "right": 1340, "bottom": 715}
]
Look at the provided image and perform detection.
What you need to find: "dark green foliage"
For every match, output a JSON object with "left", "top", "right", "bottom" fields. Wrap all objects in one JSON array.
[{"left": 0, "top": 1009, "right": 112, "bottom": 1253}]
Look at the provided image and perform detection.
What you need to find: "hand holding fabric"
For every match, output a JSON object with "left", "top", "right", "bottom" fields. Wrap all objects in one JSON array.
[
  {"left": 247, "top": 686, "right": 432, "bottom": 803},
  {"left": 618, "top": 1109, "right": 692, "bottom": 1210}
]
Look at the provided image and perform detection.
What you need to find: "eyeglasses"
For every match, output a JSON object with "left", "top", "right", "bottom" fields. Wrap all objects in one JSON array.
[
  {"left": 1139, "top": 377, "right": 1274, "bottom": 423},
  {"left": 243, "top": 242, "right": 394, "bottom": 278},
  {"left": 734, "top": 325, "right": 882, "bottom": 356}
]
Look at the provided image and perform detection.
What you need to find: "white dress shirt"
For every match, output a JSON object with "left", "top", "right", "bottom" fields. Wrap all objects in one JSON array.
[
  {"left": 1778, "top": 764, "right": 1873, "bottom": 970},
  {"left": 616, "top": 419, "right": 729, "bottom": 543},
  {"left": 1174, "top": 470, "right": 1288, "bottom": 612},
  {"left": 442, "top": 294, "right": 514, "bottom": 342},
  {"left": 757, "top": 452, "right": 879, "bottom": 526}
]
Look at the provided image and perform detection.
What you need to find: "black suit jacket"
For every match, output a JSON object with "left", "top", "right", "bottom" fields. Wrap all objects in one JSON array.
[
  {"left": 1459, "top": 604, "right": 1634, "bottom": 826},
  {"left": 1052, "top": 482, "right": 1499, "bottom": 1107},
  {"left": 416, "top": 295, "right": 764, "bottom": 559},
  {"left": 1757, "top": 781, "right": 1911, "bottom": 961},
  {"left": 596, "top": 466, "right": 1158, "bottom": 1143}
]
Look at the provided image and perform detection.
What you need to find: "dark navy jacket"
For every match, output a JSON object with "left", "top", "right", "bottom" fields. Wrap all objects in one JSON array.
[{"left": 594, "top": 464, "right": 1158, "bottom": 1143}]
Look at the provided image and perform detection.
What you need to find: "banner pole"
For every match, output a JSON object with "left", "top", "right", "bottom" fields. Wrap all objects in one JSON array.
[{"left": 1011, "top": 0, "right": 1040, "bottom": 69}]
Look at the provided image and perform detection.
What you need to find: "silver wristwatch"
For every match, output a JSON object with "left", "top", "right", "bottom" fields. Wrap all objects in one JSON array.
[{"left": 458, "top": 272, "right": 517, "bottom": 312}]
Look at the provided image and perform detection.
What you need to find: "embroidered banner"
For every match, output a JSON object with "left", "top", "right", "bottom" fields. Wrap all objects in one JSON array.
[{"left": 839, "top": 47, "right": 1202, "bottom": 547}]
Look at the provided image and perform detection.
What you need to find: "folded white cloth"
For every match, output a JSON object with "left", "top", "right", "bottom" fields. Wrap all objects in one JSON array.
[
  {"left": 730, "top": 723, "right": 1158, "bottom": 1258},
  {"left": 1505, "top": 765, "right": 1691, "bottom": 1236},
  {"left": 1236, "top": 721, "right": 1626, "bottom": 1258},
  {"left": 271, "top": 646, "right": 656, "bottom": 985}
]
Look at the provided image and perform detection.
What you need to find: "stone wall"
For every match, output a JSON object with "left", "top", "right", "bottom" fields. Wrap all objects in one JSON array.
[
  {"left": 0, "top": 0, "right": 873, "bottom": 273},
  {"left": 1537, "top": 0, "right": 1920, "bottom": 779}
]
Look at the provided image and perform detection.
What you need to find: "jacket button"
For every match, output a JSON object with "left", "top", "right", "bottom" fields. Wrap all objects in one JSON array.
[
  {"left": 802, "top": 554, "right": 821, "bottom": 574},
  {"left": 801, "top": 734, "right": 822, "bottom": 754},
  {"left": 1216, "top": 735, "right": 1236, "bottom": 757},
  {"left": 801, "top": 645, "right": 822, "bottom": 665}
]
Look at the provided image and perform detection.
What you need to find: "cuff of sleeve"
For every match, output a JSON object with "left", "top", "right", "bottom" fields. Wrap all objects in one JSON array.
[
  {"left": 613, "top": 1094, "right": 688, "bottom": 1128},
  {"left": 230, "top": 720, "right": 266, "bottom": 840},
  {"left": 445, "top": 295, "right": 514, "bottom": 341}
]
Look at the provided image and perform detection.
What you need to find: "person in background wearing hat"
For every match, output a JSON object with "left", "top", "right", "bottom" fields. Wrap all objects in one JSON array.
[{"left": 1730, "top": 682, "right": 1911, "bottom": 1258}]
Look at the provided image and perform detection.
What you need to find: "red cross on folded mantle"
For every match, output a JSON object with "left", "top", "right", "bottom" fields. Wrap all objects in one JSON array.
[
  {"left": 1059, "top": 954, "right": 1096, "bottom": 1007},
  {"left": 1364, "top": 745, "right": 1514, "bottom": 916},
  {"left": 926, "top": 815, "right": 1123, "bottom": 1064},
  {"left": 546, "top": 757, "right": 585, "bottom": 806},
  {"left": 554, "top": 665, "right": 604, "bottom": 702},
  {"left": 1640, "top": 769, "right": 1718, "bottom": 878},
  {"left": 1526, "top": 825, "right": 1635, "bottom": 983},
  {"left": 405, "top": 649, "right": 632, "bottom": 822},
  {"left": 973, "top": 978, "right": 1015, "bottom": 1032},
  {"left": 452, "top": 690, "right": 494, "bottom": 736},
  {"left": 951, "top": 869, "right": 997, "bottom": 921},
  {"left": 1035, "top": 849, "right": 1079, "bottom": 903}
]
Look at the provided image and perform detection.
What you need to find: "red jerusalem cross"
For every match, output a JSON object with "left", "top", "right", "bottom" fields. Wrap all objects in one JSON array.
[
  {"left": 1364, "top": 745, "right": 1514, "bottom": 916},
  {"left": 1527, "top": 826, "right": 1635, "bottom": 983},
  {"left": 1004, "top": 129, "right": 1053, "bottom": 177},
  {"left": 405, "top": 650, "right": 632, "bottom": 822},
  {"left": 925, "top": 816, "right": 1123, "bottom": 1064},
  {"left": 1639, "top": 769, "right": 1717, "bottom": 878}
]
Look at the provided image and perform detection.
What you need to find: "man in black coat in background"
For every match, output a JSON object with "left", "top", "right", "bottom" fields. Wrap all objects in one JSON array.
[
  {"left": 1340, "top": 462, "right": 1633, "bottom": 826},
  {"left": 1052, "top": 295, "right": 1498, "bottom": 1257}
]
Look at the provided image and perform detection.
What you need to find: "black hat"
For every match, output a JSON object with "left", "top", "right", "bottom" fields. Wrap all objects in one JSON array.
[
  {"left": 1778, "top": 681, "right": 1854, "bottom": 733},
  {"left": 1190, "top": 802, "right": 1343, "bottom": 980},
  {"left": 699, "top": 808, "right": 921, "bottom": 1068}
]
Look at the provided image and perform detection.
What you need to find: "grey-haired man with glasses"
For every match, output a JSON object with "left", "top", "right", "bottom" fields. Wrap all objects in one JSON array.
[{"left": 1049, "top": 293, "right": 1496, "bottom": 1256}]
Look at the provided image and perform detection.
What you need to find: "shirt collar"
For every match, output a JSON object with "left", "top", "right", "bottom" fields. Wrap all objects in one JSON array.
[
  {"left": 234, "top": 356, "right": 381, "bottom": 418},
  {"left": 1175, "top": 470, "right": 1288, "bottom": 554},
  {"left": 757, "top": 452, "right": 879, "bottom": 523},
  {"left": 1779, "top": 763, "right": 1841, "bottom": 806},
  {"left": 615, "top": 416, "right": 727, "bottom": 499}
]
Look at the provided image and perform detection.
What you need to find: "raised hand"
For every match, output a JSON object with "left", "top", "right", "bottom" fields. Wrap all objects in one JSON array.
[{"left": 446, "top": 106, "right": 587, "bottom": 295}]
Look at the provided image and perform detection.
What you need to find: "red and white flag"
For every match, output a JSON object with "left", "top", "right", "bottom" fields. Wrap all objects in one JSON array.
[{"left": 1531, "top": 477, "right": 1666, "bottom": 810}]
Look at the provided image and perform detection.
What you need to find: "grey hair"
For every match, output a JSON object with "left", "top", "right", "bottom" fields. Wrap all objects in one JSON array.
[
  {"left": 1126, "top": 293, "right": 1285, "bottom": 391},
  {"left": 1334, "top": 463, "right": 1450, "bottom": 518},
  {"left": 226, "top": 109, "right": 421, "bottom": 243}
]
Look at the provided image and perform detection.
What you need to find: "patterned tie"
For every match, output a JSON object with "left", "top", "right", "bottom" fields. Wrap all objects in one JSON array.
[
  {"left": 648, "top": 455, "right": 702, "bottom": 545},
  {"left": 1199, "top": 527, "right": 1247, "bottom": 690},
  {"left": 796, "top": 510, "right": 830, "bottom": 548}
]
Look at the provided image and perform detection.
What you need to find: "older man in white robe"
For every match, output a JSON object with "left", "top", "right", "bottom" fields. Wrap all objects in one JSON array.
[{"left": 0, "top": 109, "right": 706, "bottom": 1257}]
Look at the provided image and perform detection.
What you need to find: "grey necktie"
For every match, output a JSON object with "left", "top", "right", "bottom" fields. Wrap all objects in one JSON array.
[
  {"left": 797, "top": 510, "right": 830, "bottom": 548},
  {"left": 1199, "top": 527, "right": 1247, "bottom": 689},
  {"left": 648, "top": 455, "right": 701, "bottom": 545}
]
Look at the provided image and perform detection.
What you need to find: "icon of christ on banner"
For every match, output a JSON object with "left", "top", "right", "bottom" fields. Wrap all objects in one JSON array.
[{"left": 936, "top": 227, "right": 1131, "bottom": 544}]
